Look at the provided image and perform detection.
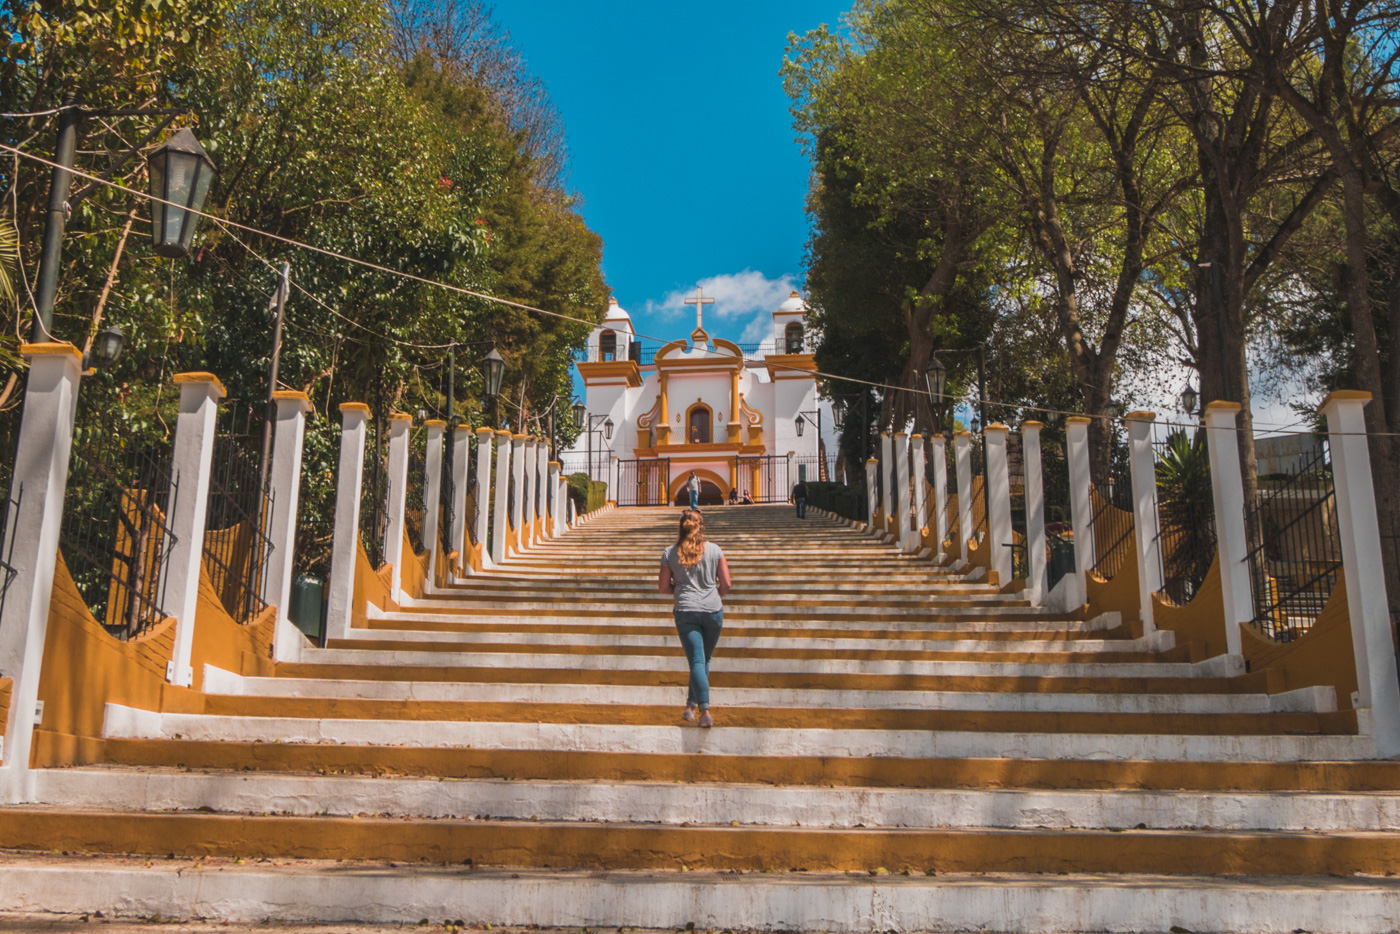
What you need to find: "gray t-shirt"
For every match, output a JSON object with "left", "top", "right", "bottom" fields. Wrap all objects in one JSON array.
[{"left": 661, "top": 541, "right": 724, "bottom": 613}]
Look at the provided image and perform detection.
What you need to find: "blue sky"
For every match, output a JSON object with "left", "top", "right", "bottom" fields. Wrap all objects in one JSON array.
[{"left": 491, "top": 1, "right": 850, "bottom": 347}]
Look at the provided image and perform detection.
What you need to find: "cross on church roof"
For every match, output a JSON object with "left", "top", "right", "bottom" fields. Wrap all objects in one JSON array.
[{"left": 683, "top": 287, "right": 715, "bottom": 332}]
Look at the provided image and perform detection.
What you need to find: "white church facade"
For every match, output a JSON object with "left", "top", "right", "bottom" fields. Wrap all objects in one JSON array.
[{"left": 565, "top": 289, "right": 830, "bottom": 505}]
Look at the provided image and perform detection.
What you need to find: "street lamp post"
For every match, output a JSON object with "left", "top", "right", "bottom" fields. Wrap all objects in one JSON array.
[
  {"left": 796, "top": 408, "right": 823, "bottom": 479},
  {"left": 31, "top": 110, "right": 213, "bottom": 341}
]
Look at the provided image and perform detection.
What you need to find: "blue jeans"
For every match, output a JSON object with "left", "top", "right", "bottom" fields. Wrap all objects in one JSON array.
[
  {"left": 688, "top": 489, "right": 699, "bottom": 509},
  {"left": 795, "top": 496, "right": 807, "bottom": 519},
  {"left": 674, "top": 610, "right": 723, "bottom": 709}
]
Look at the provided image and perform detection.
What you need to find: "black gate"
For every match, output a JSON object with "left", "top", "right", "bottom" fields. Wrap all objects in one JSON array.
[
  {"left": 734, "top": 455, "right": 791, "bottom": 503},
  {"left": 618, "top": 458, "right": 670, "bottom": 506}
]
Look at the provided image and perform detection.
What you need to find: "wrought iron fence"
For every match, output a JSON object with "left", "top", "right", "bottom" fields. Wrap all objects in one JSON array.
[
  {"left": 406, "top": 429, "right": 425, "bottom": 552},
  {"left": 1153, "top": 430, "right": 1216, "bottom": 607},
  {"left": 201, "top": 406, "right": 273, "bottom": 623},
  {"left": 0, "top": 448, "right": 20, "bottom": 619},
  {"left": 361, "top": 428, "right": 386, "bottom": 568},
  {"left": 734, "top": 454, "right": 792, "bottom": 504},
  {"left": 1007, "top": 432, "right": 1027, "bottom": 581},
  {"left": 790, "top": 454, "right": 834, "bottom": 485},
  {"left": 1040, "top": 432, "right": 1074, "bottom": 592},
  {"left": 1089, "top": 454, "right": 1134, "bottom": 580},
  {"left": 970, "top": 439, "right": 988, "bottom": 536},
  {"left": 1244, "top": 440, "right": 1341, "bottom": 642},
  {"left": 59, "top": 428, "right": 178, "bottom": 640}
]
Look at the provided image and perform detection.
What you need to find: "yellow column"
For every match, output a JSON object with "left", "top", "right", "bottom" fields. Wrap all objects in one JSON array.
[
  {"left": 728, "top": 370, "right": 742, "bottom": 443},
  {"left": 656, "top": 373, "right": 671, "bottom": 445}
]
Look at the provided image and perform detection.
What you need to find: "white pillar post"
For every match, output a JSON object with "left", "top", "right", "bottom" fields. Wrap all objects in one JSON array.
[
  {"left": 491, "top": 429, "right": 511, "bottom": 565},
  {"left": 954, "top": 431, "right": 973, "bottom": 564},
  {"left": 546, "top": 461, "right": 561, "bottom": 540},
  {"left": 1066, "top": 416, "right": 1094, "bottom": 607},
  {"left": 324, "top": 403, "right": 370, "bottom": 643},
  {"left": 449, "top": 426, "right": 470, "bottom": 569},
  {"left": 163, "top": 373, "right": 226, "bottom": 688},
  {"left": 864, "top": 458, "right": 878, "bottom": 530},
  {"left": 1021, "top": 421, "right": 1047, "bottom": 604},
  {"left": 1204, "top": 402, "right": 1251, "bottom": 656},
  {"left": 422, "top": 421, "right": 444, "bottom": 580},
  {"left": 911, "top": 435, "right": 927, "bottom": 546},
  {"left": 264, "top": 391, "right": 312, "bottom": 663},
  {"left": 893, "top": 433, "right": 914, "bottom": 553},
  {"left": 551, "top": 478, "right": 562, "bottom": 537},
  {"left": 984, "top": 424, "right": 1014, "bottom": 585},
  {"left": 510, "top": 434, "right": 526, "bottom": 554},
  {"left": 1125, "top": 411, "right": 1162, "bottom": 635},
  {"left": 521, "top": 437, "right": 536, "bottom": 549},
  {"left": 879, "top": 432, "right": 894, "bottom": 529},
  {"left": 932, "top": 434, "right": 949, "bottom": 561},
  {"left": 1320, "top": 391, "right": 1400, "bottom": 756},
  {"left": 474, "top": 427, "right": 493, "bottom": 566},
  {"left": 383, "top": 413, "right": 411, "bottom": 604},
  {"left": 533, "top": 442, "right": 547, "bottom": 542},
  {"left": 0, "top": 343, "right": 82, "bottom": 798}
]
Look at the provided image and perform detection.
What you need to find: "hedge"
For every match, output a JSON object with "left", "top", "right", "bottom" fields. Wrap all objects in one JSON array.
[{"left": 567, "top": 472, "right": 608, "bottom": 515}]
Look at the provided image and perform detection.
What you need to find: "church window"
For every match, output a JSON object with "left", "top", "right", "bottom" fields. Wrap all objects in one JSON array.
[
  {"left": 785, "top": 322, "right": 805, "bottom": 354},
  {"left": 599, "top": 330, "right": 617, "bottom": 361},
  {"left": 688, "top": 405, "right": 712, "bottom": 444}
]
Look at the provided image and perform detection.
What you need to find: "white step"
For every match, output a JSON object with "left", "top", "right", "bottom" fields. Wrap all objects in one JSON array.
[
  {"left": 102, "top": 704, "right": 1374, "bottom": 761},
  {"left": 294, "top": 646, "right": 1234, "bottom": 678},
  {"left": 31, "top": 768, "right": 1400, "bottom": 831},
  {"left": 203, "top": 667, "right": 1335, "bottom": 715},
  {"left": 7, "top": 861, "right": 1400, "bottom": 932},
  {"left": 330, "top": 626, "right": 1176, "bottom": 655}
]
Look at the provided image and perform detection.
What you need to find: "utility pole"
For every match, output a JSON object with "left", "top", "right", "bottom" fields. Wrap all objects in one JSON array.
[
  {"left": 257, "top": 262, "right": 290, "bottom": 517},
  {"left": 32, "top": 92, "right": 81, "bottom": 341}
]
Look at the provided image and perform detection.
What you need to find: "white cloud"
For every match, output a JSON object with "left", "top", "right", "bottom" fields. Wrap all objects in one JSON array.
[{"left": 644, "top": 270, "right": 799, "bottom": 325}]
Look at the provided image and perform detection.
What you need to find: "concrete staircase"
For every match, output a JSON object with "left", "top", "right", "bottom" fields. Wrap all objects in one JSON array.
[{"left": 5, "top": 505, "right": 1400, "bottom": 931}]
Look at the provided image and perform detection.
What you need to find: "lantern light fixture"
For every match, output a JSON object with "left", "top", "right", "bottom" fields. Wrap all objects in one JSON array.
[
  {"left": 831, "top": 400, "right": 846, "bottom": 429},
  {"left": 84, "top": 323, "right": 125, "bottom": 371},
  {"left": 1103, "top": 399, "right": 1124, "bottom": 420},
  {"left": 924, "top": 357, "right": 948, "bottom": 408},
  {"left": 1180, "top": 382, "right": 1200, "bottom": 416},
  {"left": 147, "top": 128, "right": 216, "bottom": 259},
  {"left": 795, "top": 414, "right": 806, "bottom": 437},
  {"left": 572, "top": 400, "right": 587, "bottom": 427},
  {"left": 482, "top": 347, "right": 505, "bottom": 398},
  {"left": 603, "top": 417, "right": 614, "bottom": 441}
]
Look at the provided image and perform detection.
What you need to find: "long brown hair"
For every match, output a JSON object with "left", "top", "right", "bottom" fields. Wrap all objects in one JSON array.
[{"left": 675, "top": 508, "right": 707, "bottom": 567}]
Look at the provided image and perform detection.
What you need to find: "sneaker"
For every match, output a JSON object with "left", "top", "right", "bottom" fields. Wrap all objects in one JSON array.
[
  {"left": 698, "top": 710, "right": 714, "bottom": 729},
  {"left": 682, "top": 707, "right": 697, "bottom": 723}
]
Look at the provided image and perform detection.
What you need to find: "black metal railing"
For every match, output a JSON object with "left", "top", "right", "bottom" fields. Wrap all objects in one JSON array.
[
  {"left": 1089, "top": 456, "right": 1134, "bottom": 581},
  {"left": 201, "top": 408, "right": 273, "bottom": 623},
  {"left": 0, "top": 452, "right": 21, "bottom": 619},
  {"left": 1245, "top": 440, "right": 1341, "bottom": 642},
  {"left": 406, "top": 430, "right": 425, "bottom": 553},
  {"left": 1153, "top": 430, "right": 1216, "bottom": 606},
  {"left": 59, "top": 429, "right": 178, "bottom": 640},
  {"left": 1008, "top": 433, "right": 1027, "bottom": 580},
  {"left": 361, "top": 434, "right": 386, "bottom": 568},
  {"left": 970, "top": 439, "right": 988, "bottom": 536}
]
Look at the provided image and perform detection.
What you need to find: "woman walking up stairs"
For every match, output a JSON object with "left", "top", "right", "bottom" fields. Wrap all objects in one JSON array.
[{"left": 659, "top": 508, "right": 732, "bottom": 728}]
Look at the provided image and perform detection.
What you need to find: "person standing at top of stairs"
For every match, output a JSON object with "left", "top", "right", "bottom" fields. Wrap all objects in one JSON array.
[
  {"left": 659, "top": 508, "right": 732, "bottom": 729},
  {"left": 687, "top": 471, "right": 700, "bottom": 509},
  {"left": 792, "top": 479, "right": 809, "bottom": 519}
]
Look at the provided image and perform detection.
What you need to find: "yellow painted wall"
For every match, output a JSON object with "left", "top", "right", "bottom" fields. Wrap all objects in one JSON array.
[
  {"left": 1150, "top": 554, "right": 1230, "bottom": 661},
  {"left": 1242, "top": 571, "right": 1358, "bottom": 705},
  {"left": 31, "top": 551, "right": 274, "bottom": 768},
  {"left": 1085, "top": 535, "right": 1143, "bottom": 637}
]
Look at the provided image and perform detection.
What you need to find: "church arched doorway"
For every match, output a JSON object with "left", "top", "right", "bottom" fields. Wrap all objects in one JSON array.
[
  {"left": 687, "top": 404, "right": 712, "bottom": 444},
  {"left": 673, "top": 479, "right": 724, "bottom": 506}
]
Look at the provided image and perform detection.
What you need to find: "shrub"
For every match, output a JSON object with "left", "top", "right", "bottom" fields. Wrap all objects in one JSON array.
[
  {"left": 567, "top": 472, "right": 608, "bottom": 515},
  {"left": 805, "top": 480, "right": 868, "bottom": 522}
]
